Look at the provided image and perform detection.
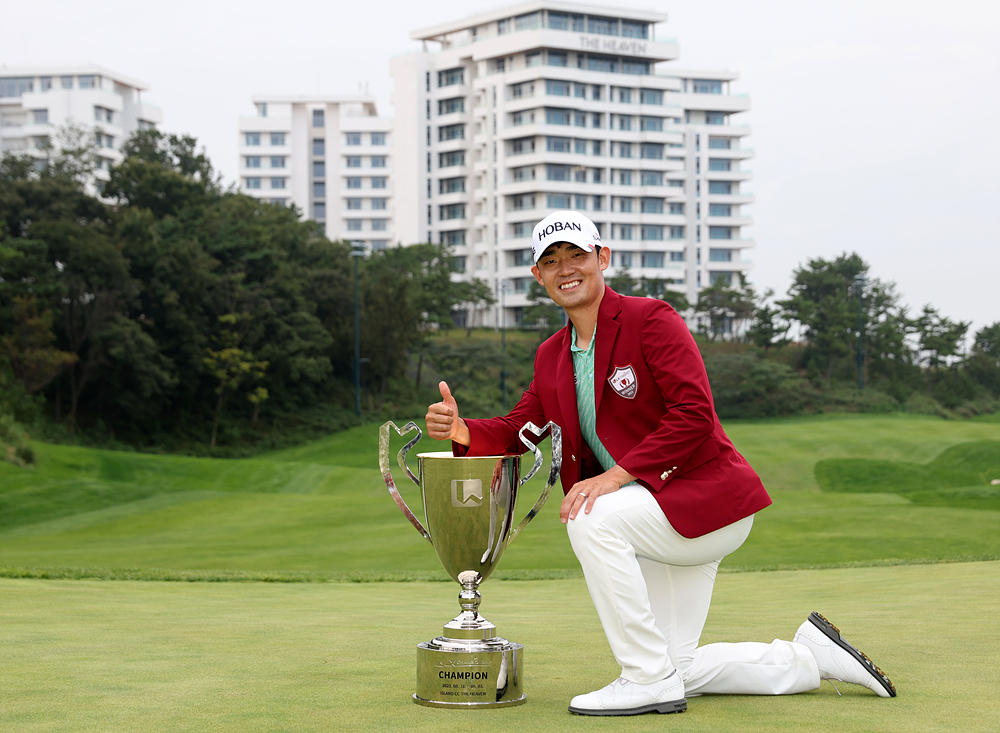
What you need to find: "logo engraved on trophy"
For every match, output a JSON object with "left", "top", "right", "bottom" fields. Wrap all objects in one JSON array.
[
  {"left": 450, "top": 479, "right": 483, "bottom": 507},
  {"left": 379, "top": 419, "right": 563, "bottom": 708}
]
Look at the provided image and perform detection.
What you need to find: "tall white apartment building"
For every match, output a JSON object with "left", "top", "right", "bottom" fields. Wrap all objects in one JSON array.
[
  {"left": 0, "top": 66, "right": 161, "bottom": 184},
  {"left": 391, "top": 1, "right": 753, "bottom": 327},
  {"left": 237, "top": 97, "right": 395, "bottom": 249}
]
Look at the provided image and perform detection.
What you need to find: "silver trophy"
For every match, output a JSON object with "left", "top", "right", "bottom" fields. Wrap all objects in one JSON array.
[{"left": 379, "top": 419, "right": 562, "bottom": 708}]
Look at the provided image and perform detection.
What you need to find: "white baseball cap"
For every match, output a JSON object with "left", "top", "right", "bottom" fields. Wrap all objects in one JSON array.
[{"left": 531, "top": 210, "right": 602, "bottom": 263}]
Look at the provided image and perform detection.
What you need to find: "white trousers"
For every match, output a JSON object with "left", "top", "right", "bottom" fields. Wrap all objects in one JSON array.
[{"left": 566, "top": 485, "right": 820, "bottom": 695}]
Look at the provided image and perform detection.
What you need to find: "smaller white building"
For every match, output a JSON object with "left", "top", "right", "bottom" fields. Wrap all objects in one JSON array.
[
  {"left": 237, "top": 97, "right": 395, "bottom": 249},
  {"left": 0, "top": 66, "right": 161, "bottom": 185}
]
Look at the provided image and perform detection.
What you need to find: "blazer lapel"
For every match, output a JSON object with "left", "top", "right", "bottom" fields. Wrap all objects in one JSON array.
[
  {"left": 554, "top": 325, "right": 581, "bottom": 457},
  {"left": 594, "top": 287, "right": 622, "bottom": 416}
]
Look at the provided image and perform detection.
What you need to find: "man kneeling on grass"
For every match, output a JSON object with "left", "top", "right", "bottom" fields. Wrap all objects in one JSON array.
[{"left": 426, "top": 210, "right": 896, "bottom": 716}]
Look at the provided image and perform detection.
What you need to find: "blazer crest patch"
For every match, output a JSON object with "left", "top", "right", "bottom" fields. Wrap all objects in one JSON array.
[{"left": 608, "top": 364, "right": 638, "bottom": 400}]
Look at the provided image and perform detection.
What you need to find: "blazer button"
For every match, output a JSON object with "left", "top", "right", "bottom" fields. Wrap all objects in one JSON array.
[
  {"left": 672, "top": 466, "right": 678, "bottom": 470},
  {"left": 660, "top": 471, "right": 668, "bottom": 480},
  {"left": 571, "top": 455, "right": 576, "bottom": 461}
]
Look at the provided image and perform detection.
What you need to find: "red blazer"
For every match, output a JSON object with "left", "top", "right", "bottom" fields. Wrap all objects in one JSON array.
[{"left": 456, "top": 286, "right": 771, "bottom": 538}]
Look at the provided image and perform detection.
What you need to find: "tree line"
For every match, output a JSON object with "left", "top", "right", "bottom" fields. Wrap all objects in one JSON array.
[{"left": 1, "top": 127, "right": 997, "bottom": 462}]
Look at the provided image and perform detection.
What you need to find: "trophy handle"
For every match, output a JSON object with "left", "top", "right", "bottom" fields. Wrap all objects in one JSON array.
[
  {"left": 506, "top": 421, "right": 563, "bottom": 545},
  {"left": 379, "top": 420, "right": 432, "bottom": 545}
]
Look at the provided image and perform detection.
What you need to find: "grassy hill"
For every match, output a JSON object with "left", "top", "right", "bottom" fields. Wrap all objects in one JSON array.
[{"left": 0, "top": 414, "right": 997, "bottom": 578}]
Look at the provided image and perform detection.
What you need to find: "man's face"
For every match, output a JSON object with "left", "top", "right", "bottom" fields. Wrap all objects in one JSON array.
[{"left": 531, "top": 242, "right": 611, "bottom": 310}]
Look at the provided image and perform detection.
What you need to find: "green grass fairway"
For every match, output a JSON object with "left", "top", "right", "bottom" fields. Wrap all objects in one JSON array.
[
  {"left": 3, "top": 562, "right": 998, "bottom": 733},
  {"left": 0, "top": 415, "right": 998, "bottom": 577}
]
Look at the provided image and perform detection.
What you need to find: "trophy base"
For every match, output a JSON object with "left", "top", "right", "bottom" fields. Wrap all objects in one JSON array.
[{"left": 414, "top": 636, "right": 525, "bottom": 707}]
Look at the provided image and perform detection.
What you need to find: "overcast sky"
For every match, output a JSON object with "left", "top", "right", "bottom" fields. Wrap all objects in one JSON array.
[{"left": 2, "top": 0, "right": 998, "bottom": 334}]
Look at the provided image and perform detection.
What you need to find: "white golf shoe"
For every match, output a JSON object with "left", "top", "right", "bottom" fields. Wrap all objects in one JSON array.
[
  {"left": 568, "top": 671, "right": 687, "bottom": 716},
  {"left": 794, "top": 612, "right": 897, "bottom": 697}
]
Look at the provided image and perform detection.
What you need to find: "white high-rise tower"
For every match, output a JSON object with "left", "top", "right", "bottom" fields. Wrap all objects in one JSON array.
[{"left": 390, "top": 2, "right": 753, "bottom": 329}]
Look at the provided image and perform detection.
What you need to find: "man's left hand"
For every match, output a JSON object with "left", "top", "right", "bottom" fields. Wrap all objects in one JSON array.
[{"left": 561, "top": 465, "right": 636, "bottom": 523}]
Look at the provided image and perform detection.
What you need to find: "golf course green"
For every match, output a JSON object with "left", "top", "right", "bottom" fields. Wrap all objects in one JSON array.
[{"left": 1, "top": 414, "right": 998, "bottom": 731}]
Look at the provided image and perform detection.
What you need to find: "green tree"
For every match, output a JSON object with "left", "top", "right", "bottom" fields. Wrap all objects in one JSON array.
[
  {"left": 967, "top": 322, "right": 1000, "bottom": 397},
  {"left": 521, "top": 279, "right": 564, "bottom": 341},
  {"left": 695, "top": 274, "right": 756, "bottom": 341},
  {"left": 456, "top": 277, "right": 496, "bottom": 336},
  {"left": 203, "top": 314, "right": 268, "bottom": 447},
  {"left": 915, "top": 305, "right": 969, "bottom": 369},
  {"left": 606, "top": 264, "right": 638, "bottom": 295},
  {"left": 778, "top": 253, "right": 867, "bottom": 378}
]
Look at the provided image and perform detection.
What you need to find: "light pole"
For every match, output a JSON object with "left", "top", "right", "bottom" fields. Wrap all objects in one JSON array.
[
  {"left": 351, "top": 241, "right": 366, "bottom": 416},
  {"left": 854, "top": 273, "right": 866, "bottom": 390}
]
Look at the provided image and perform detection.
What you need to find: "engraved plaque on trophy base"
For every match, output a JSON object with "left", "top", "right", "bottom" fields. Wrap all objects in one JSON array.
[{"left": 414, "top": 636, "right": 525, "bottom": 708}]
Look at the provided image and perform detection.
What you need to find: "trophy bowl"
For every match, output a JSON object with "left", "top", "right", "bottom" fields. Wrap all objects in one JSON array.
[{"left": 379, "top": 420, "right": 562, "bottom": 708}]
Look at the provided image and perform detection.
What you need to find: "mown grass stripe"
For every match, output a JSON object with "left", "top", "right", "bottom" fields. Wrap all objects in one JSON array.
[{"left": 3, "top": 555, "right": 997, "bottom": 583}]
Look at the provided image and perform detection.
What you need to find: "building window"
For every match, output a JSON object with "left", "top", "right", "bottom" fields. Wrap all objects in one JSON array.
[
  {"left": 622, "top": 21, "right": 649, "bottom": 39},
  {"left": 592, "top": 112, "right": 603, "bottom": 128},
  {"left": 311, "top": 161, "right": 324, "bottom": 178},
  {"left": 641, "top": 252, "right": 664, "bottom": 268},
  {"left": 33, "top": 109, "right": 48, "bottom": 124},
  {"left": 619, "top": 224, "right": 633, "bottom": 240},
  {"left": 615, "top": 251, "right": 633, "bottom": 267},
  {"left": 709, "top": 226, "right": 733, "bottom": 239},
  {"left": 618, "top": 142, "right": 633, "bottom": 158},
  {"left": 438, "top": 97, "right": 465, "bottom": 115},
  {"left": 270, "top": 177, "right": 286, "bottom": 189},
  {"left": 617, "top": 87, "right": 632, "bottom": 103},
  {"left": 670, "top": 202, "right": 685, "bottom": 215},
  {"left": 245, "top": 133, "right": 261, "bottom": 146},
  {"left": 545, "top": 108, "right": 572, "bottom": 125},
  {"left": 371, "top": 177, "right": 387, "bottom": 189},
  {"left": 705, "top": 111, "right": 726, "bottom": 125},
  {"left": 586, "top": 54, "right": 617, "bottom": 73},
  {"left": 60, "top": 75, "right": 73, "bottom": 89},
  {"left": 510, "top": 194, "right": 535, "bottom": 210},
  {"left": 639, "top": 89, "right": 663, "bottom": 105},
  {"left": 708, "top": 181, "right": 732, "bottom": 194},
  {"left": 640, "top": 116, "right": 663, "bottom": 132},
  {"left": 312, "top": 109, "right": 325, "bottom": 127},
  {"left": 347, "top": 219, "right": 362, "bottom": 231},
  {"left": 313, "top": 181, "right": 326, "bottom": 198},
  {"left": 709, "top": 248, "right": 733, "bottom": 262},
  {"left": 512, "top": 222, "right": 532, "bottom": 238},
  {"left": 670, "top": 251, "right": 685, "bottom": 261},
  {"left": 642, "top": 225, "right": 664, "bottom": 240},
  {"left": 440, "top": 177, "right": 466, "bottom": 194},
  {"left": 371, "top": 219, "right": 388, "bottom": 231},
  {"left": 439, "top": 123, "right": 465, "bottom": 141},
  {"left": 546, "top": 80, "right": 571, "bottom": 96},
  {"left": 709, "top": 204, "right": 732, "bottom": 217},
  {"left": 546, "top": 136, "right": 571, "bottom": 153},
  {"left": 546, "top": 164, "right": 571, "bottom": 181},
  {"left": 617, "top": 196, "right": 632, "bottom": 213},
  {"left": 347, "top": 198, "right": 362, "bottom": 210},
  {"left": 372, "top": 240, "right": 389, "bottom": 251},
  {"left": 617, "top": 115, "right": 632, "bottom": 131},
  {"left": 710, "top": 271, "right": 733, "bottom": 285},
  {"left": 371, "top": 198, "right": 387, "bottom": 210},
  {"left": 669, "top": 227, "right": 685, "bottom": 239},
  {"left": 548, "top": 51, "right": 568, "bottom": 67},
  {"left": 270, "top": 198, "right": 287, "bottom": 207},
  {"left": 640, "top": 197, "right": 664, "bottom": 214},
  {"left": 346, "top": 177, "right": 362, "bottom": 189},
  {"left": 438, "top": 68, "right": 464, "bottom": 87},
  {"left": 371, "top": 132, "right": 386, "bottom": 146},
  {"left": 246, "top": 177, "right": 261, "bottom": 189},
  {"left": 440, "top": 203, "right": 466, "bottom": 220},
  {"left": 709, "top": 159, "right": 732, "bottom": 171},
  {"left": 525, "top": 50, "right": 542, "bottom": 67},
  {"left": 345, "top": 132, "right": 361, "bottom": 146},
  {"left": 587, "top": 16, "right": 618, "bottom": 35},
  {"left": 270, "top": 156, "right": 286, "bottom": 168},
  {"left": 640, "top": 143, "right": 664, "bottom": 160},
  {"left": 692, "top": 80, "right": 723, "bottom": 94},
  {"left": 439, "top": 151, "right": 465, "bottom": 168},
  {"left": 346, "top": 156, "right": 361, "bottom": 168},
  {"left": 78, "top": 75, "right": 97, "bottom": 89},
  {"left": 39, "top": 77, "right": 52, "bottom": 91},
  {"left": 592, "top": 195, "right": 603, "bottom": 211},
  {"left": 709, "top": 137, "right": 732, "bottom": 149},
  {"left": 270, "top": 132, "right": 285, "bottom": 146},
  {"left": 312, "top": 138, "right": 325, "bottom": 155},
  {"left": 547, "top": 193, "right": 571, "bottom": 209},
  {"left": 245, "top": 156, "right": 261, "bottom": 168},
  {"left": 441, "top": 230, "right": 466, "bottom": 245},
  {"left": 618, "top": 170, "right": 633, "bottom": 185},
  {"left": 548, "top": 11, "right": 569, "bottom": 29}
]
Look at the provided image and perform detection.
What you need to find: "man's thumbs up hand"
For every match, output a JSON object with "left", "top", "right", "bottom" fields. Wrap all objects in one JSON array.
[{"left": 426, "top": 381, "right": 470, "bottom": 445}]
